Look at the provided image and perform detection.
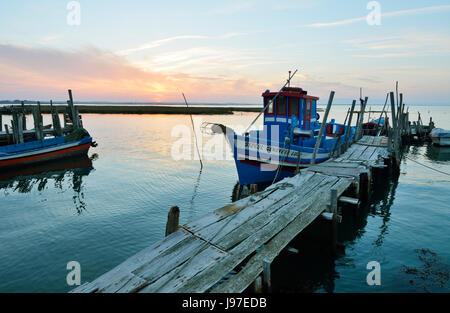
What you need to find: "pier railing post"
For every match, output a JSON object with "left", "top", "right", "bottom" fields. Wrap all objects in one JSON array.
[
  {"left": 389, "top": 92, "right": 400, "bottom": 167},
  {"left": 344, "top": 100, "right": 356, "bottom": 151},
  {"left": 330, "top": 188, "right": 338, "bottom": 255},
  {"left": 68, "top": 89, "right": 80, "bottom": 130},
  {"left": 355, "top": 97, "right": 368, "bottom": 142},
  {"left": 311, "top": 91, "right": 335, "bottom": 164},
  {"left": 17, "top": 113, "right": 24, "bottom": 143},
  {"left": 262, "top": 259, "right": 272, "bottom": 293}
]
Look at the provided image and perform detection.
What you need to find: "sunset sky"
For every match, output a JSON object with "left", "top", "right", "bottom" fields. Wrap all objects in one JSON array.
[{"left": 0, "top": 0, "right": 449, "bottom": 104}]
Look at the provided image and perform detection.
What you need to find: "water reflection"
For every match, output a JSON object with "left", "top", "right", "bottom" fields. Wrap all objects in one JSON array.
[
  {"left": 0, "top": 155, "right": 95, "bottom": 214},
  {"left": 425, "top": 143, "right": 450, "bottom": 162},
  {"left": 267, "top": 170, "right": 400, "bottom": 293}
]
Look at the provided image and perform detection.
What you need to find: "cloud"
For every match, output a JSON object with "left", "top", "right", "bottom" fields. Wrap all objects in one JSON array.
[
  {"left": 345, "top": 31, "right": 450, "bottom": 58},
  {"left": 116, "top": 35, "right": 208, "bottom": 56},
  {"left": 0, "top": 44, "right": 267, "bottom": 103},
  {"left": 307, "top": 5, "right": 450, "bottom": 28},
  {"left": 116, "top": 32, "right": 249, "bottom": 57}
]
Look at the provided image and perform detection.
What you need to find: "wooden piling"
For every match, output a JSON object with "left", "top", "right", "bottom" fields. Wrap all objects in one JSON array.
[
  {"left": 165, "top": 206, "right": 180, "bottom": 236},
  {"left": 0, "top": 113, "right": 2, "bottom": 132},
  {"left": 51, "top": 100, "right": 63, "bottom": 137},
  {"left": 354, "top": 97, "right": 368, "bottom": 141},
  {"left": 389, "top": 92, "right": 400, "bottom": 167},
  {"left": 262, "top": 259, "right": 271, "bottom": 293},
  {"left": 68, "top": 89, "right": 80, "bottom": 129},
  {"left": 21, "top": 101, "right": 27, "bottom": 130},
  {"left": 311, "top": 91, "right": 335, "bottom": 164},
  {"left": 17, "top": 114, "right": 24, "bottom": 143},
  {"left": 32, "top": 107, "right": 43, "bottom": 141},
  {"left": 252, "top": 276, "right": 262, "bottom": 293},
  {"left": 344, "top": 100, "right": 356, "bottom": 151},
  {"left": 330, "top": 188, "right": 338, "bottom": 255}
]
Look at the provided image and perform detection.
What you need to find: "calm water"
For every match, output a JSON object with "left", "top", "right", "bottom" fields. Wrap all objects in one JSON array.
[{"left": 0, "top": 105, "right": 449, "bottom": 292}]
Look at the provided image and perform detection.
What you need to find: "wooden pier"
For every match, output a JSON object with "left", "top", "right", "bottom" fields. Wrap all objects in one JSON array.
[
  {"left": 71, "top": 90, "right": 432, "bottom": 294},
  {"left": 0, "top": 90, "right": 82, "bottom": 145},
  {"left": 72, "top": 134, "right": 391, "bottom": 293}
]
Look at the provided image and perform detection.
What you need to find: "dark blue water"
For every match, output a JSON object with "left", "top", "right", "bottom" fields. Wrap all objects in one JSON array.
[{"left": 0, "top": 106, "right": 449, "bottom": 292}]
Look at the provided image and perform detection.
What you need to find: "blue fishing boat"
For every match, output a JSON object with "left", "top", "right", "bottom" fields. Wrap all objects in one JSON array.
[
  {"left": 209, "top": 85, "right": 355, "bottom": 185},
  {"left": 0, "top": 130, "right": 95, "bottom": 170}
]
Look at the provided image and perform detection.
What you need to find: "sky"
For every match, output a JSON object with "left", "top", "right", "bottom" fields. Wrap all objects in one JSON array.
[{"left": 0, "top": 0, "right": 449, "bottom": 104}]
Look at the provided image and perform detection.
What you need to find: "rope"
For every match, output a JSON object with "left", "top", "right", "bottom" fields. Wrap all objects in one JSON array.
[
  {"left": 182, "top": 93, "right": 203, "bottom": 170},
  {"left": 405, "top": 156, "right": 450, "bottom": 176}
]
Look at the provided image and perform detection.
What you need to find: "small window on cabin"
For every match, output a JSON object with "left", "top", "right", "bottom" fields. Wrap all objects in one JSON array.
[
  {"left": 277, "top": 96, "right": 286, "bottom": 115},
  {"left": 265, "top": 98, "right": 274, "bottom": 114},
  {"left": 289, "top": 98, "right": 299, "bottom": 117},
  {"left": 306, "top": 100, "right": 311, "bottom": 119}
]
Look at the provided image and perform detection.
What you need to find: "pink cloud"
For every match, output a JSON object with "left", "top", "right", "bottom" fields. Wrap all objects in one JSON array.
[{"left": 0, "top": 44, "right": 267, "bottom": 103}]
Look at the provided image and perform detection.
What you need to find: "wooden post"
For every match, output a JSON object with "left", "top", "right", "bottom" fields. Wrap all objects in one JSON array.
[
  {"left": 68, "top": 89, "right": 80, "bottom": 129},
  {"left": 376, "top": 93, "right": 389, "bottom": 136},
  {"left": 344, "top": 100, "right": 356, "bottom": 151},
  {"left": 330, "top": 188, "right": 338, "bottom": 214},
  {"left": 18, "top": 113, "right": 24, "bottom": 143},
  {"left": 165, "top": 206, "right": 180, "bottom": 236},
  {"left": 311, "top": 91, "right": 335, "bottom": 164},
  {"left": 330, "top": 188, "right": 338, "bottom": 255},
  {"left": 32, "top": 107, "right": 43, "bottom": 141},
  {"left": 11, "top": 110, "right": 19, "bottom": 144},
  {"left": 355, "top": 97, "right": 368, "bottom": 141},
  {"left": 389, "top": 92, "right": 400, "bottom": 167},
  {"left": 253, "top": 276, "right": 262, "bottom": 293},
  {"left": 5, "top": 124, "right": 11, "bottom": 144},
  {"left": 0, "top": 113, "right": 2, "bottom": 132},
  {"left": 262, "top": 259, "right": 272, "bottom": 293},
  {"left": 37, "top": 101, "right": 44, "bottom": 139},
  {"left": 21, "top": 101, "right": 26, "bottom": 130}
]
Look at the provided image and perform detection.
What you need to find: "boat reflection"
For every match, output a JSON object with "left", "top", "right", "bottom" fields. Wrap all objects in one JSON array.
[{"left": 0, "top": 155, "right": 95, "bottom": 214}]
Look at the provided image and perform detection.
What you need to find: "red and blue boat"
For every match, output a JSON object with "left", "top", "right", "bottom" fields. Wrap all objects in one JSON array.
[
  {"left": 210, "top": 86, "right": 355, "bottom": 185},
  {"left": 0, "top": 135, "right": 94, "bottom": 170}
]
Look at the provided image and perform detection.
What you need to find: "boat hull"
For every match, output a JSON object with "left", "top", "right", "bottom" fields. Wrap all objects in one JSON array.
[
  {"left": 431, "top": 136, "right": 450, "bottom": 146},
  {"left": 228, "top": 133, "right": 330, "bottom": 185},
  {"left": 0, "top": 137, "right": 92, "bottom": 169}
]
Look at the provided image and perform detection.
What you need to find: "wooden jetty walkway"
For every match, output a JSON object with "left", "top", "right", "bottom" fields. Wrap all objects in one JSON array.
[
  {"left": 72, "top": 89, "right": 432, "bottom": 293},
  {"left": 72, "top": 135, "right": 390, "bottom": 293}
]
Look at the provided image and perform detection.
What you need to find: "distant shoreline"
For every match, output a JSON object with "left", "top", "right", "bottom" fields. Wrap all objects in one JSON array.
[{"left": 0, "top": 104, "right": 262, "bottom": 115}]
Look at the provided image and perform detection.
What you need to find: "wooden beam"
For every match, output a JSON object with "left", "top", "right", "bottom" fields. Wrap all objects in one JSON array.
[
  {"left": 311, "top": 91, "right": 335, "bottom": 164},
  {"left": 344, "top": 100, "right": 356, "bottom": 151},
  {"left": 262, "top": 259, "right": 271, "bottom": 293},
  {"left": 355, "top": 97, "right": 368, "bottom": 141}
]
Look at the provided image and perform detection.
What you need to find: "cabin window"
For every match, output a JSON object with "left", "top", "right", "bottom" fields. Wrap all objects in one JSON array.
[
  {"left": 288, "top": 98, "right": 299, "bottom": 117},
  {"left": 265, "top": 97, "right": 274, "bottom": 114},
  {"left": 305, "top": 100, "right": 311, "bottom": 119},
  {"left": 277, "top": 96, "right": 286, "bottom": 115}
]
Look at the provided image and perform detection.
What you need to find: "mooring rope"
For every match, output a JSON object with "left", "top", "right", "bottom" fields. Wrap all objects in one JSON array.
[{"left": 405, "top": 156, "right": 450, "bottom": 177}]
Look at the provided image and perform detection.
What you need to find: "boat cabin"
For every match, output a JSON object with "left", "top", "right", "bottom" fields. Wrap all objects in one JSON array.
[{"left": 261, "top": 87, "right": 320, "bottom": 145}]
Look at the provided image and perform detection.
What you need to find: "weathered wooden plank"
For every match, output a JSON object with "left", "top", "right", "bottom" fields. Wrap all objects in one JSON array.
[
  {"left": 209, "top": 178, "right": 352, "bottom": 293},
  {"left": 162, "top": 176, "right": 344, "bottom": 293},
  {"left": 71, "top": 228, "right": 195, "bottom": 292},
  {"left": 187, "top": 174, "right": 325, "bottom": 251}
]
